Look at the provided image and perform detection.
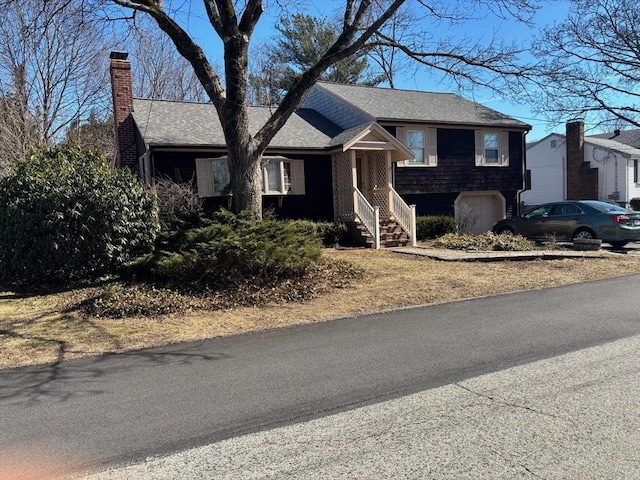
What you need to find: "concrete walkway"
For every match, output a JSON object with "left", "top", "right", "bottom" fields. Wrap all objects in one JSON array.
[{"left": 391, "top": 245, "right": 610, "bottom": 262}]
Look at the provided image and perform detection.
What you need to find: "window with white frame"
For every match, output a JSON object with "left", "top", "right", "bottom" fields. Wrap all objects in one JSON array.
[
  {"left": 483, "top": 133, "right": 500, "bottom": 164},
  {"left": 397, "top": 127, "right": 437, "bottom": 166},
  {"left": 407, "top": 130, "right": 425, "bottom": 164},
  {"left": 634, "top": 159, "right": 638, "bottom": 184},
  {"left": 195, "top": 157, "right": 229, "bottom": 197},
  {"left": 263, "top": 157, "right": 303, "bottom": 194},
  {"left": 475, "top": 131, "right": 509, "bottom": 166},
  {"left": 196, "top": 156, "right": 305, "bottom": 197},
  {"left": 211, "top": 158, "right": 230, "bottom": 194}
]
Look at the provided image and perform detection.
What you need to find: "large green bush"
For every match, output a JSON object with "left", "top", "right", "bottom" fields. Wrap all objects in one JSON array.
[
  {"left": 416, "top": 215, "right": 457, "bottom": 240},
  {"left": 630, "top": 197, "right": 640, "bottom": 211},
  {"left": 125, "top": 210, "right": 323, "bottom": 293},
  {"left": 0, "top": 145, "right": 159, "bottom": 285}
]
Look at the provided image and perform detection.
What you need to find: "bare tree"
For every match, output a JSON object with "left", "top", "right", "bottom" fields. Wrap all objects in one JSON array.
[
  {"left": 0, "top": 0, "right": 111, "bottom": 150},
  {"left": 0, "top": 66, "right": 37, "bottom": 174},
  {"left": 64, "top": 111, "right": 116, "bottom": 161},
  {"left": 93, "top": 0, "right": 537, "bottom": 219},
  {"left": 532, "top": 0, "right": 640, "bottom": 128},
  {"left": 131, "top": 21, "right": 208, "bottom": 102}
]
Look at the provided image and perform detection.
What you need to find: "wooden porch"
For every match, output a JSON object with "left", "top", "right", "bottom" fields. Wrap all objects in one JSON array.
[{"left": 331, "top": 125, "right": 417, "bottom": 248}]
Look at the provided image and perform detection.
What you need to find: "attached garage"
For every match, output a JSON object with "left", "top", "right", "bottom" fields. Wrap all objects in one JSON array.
[{"left": 455, "top": 191, "right": 505, "bottom": 235}]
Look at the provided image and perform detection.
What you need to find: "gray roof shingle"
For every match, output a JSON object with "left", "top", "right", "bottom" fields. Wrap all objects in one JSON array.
[
  {"left": 590, "top": 129, "right": 640, "bottom": 149},
  {"left": 131, "top": 99, "right": 343, "bottom": 149},
  {"left": 316, "top": 82, "right": 531, "bottom": 129}
]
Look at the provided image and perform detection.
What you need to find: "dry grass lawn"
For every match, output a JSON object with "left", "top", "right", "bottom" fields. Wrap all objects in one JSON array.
[{"left": 2, "top": 248, "right": 640, "bottom": 369}]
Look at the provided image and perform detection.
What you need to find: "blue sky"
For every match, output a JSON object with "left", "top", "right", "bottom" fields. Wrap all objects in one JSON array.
[{"left": 171, "top": 0, "right": 574, "bottom": 141}]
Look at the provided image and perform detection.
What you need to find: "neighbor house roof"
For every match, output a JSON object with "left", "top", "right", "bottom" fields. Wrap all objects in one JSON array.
[
  {"left": 131, "top": 99, "right": 343, "bottom": 150},
  {"left": 315, "top": 82, "right": 531, "bottom": 129},
  {"left": 526, "top": 131, "right": 640, "bottom": 158},
  {"left": 590, "top": 129, "right": 640, "bottom": 149},
  {"left": 585, "top": 136, "right": 640, "bottom": 158}
]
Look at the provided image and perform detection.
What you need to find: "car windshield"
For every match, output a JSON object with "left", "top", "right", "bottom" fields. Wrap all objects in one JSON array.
[{"left": 582, "top": 201, "right": 628, "bottom": 213}]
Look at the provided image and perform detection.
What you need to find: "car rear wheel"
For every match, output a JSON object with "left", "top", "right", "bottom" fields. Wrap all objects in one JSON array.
[
  {"left": 573, "top": 228, "right": 596, "bottom": 241},
  {"left": 496, "top": 226, "right": 515, "bottom": 235},
  {"left": 609, "top": 241, "right": 628, "bottom": 249}
]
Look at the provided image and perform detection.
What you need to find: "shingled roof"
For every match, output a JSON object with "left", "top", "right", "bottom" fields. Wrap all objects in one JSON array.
[
  {"left": 590, "top": 129, "right": 640, "bottom": 150},
  {"left": 130, "top": 83, "right": 530, "bottom": 151},
  {"left": 131, "top": 99, "right": 343, "bottom": 150},
  {"left": 315, "top": 82, "right": 531, "bottom": 129}
]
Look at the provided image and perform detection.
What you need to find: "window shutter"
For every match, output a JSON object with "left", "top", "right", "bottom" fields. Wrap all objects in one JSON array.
[
  {"left": 396, "top": 126, "right": 408, "bottom": 166},
  {"left": 500, "top": 131, "right": 510, "bottom": 165},
  {"left": 474, "top": 131, "right": 484, "bottom": 166},
  {"left": 195, "top": 158, "right": 214, "bottom": 197},
  {"left": 262, "top": 164, "right": 269, "bottom": 192},
  {"left": 428, "top": 128, "right": 438, "bottom": 166},
  {"left": 290, "top": 159, "right": 306, "bottom": 195}
]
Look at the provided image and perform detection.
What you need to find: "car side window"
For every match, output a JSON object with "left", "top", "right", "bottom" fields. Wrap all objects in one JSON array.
[
  {"left": 551, "top": 204, "right": 583, "bottom": 216},
  {"left": 524, "top": 205, "right": 552, "bottom": 218},
  {"left": 565, "top": 204, "right": 582, "bottom": 215}
]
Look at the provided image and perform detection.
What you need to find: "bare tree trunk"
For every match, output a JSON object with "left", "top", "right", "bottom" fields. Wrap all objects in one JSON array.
[
  {"left": 225, "top": 137, "right": 263, "bottom": 219},
  {"left": 221, "top": 28, "right": 263, "bottom": 218}
]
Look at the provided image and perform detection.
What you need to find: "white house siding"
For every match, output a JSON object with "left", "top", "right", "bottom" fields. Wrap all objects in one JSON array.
[
  {"left": 521, "top": 135, "right": 566, "bottom": 206},
  {"left": 524, "top": 133, "right": 640, "bottom": 206},
  {"left": 587, "top": 144, "right": 622, "bottom": 202},
  {"left": 628, "top": 160, "right": 640, "bottom": 202}
]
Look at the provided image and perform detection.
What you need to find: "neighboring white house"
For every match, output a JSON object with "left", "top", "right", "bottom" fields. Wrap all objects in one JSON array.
[{"left": 522, "top": 123, "right": 640, "bottom": 208}]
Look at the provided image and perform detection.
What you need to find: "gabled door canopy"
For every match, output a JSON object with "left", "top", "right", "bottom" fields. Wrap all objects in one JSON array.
[{"left": 331, "top": 122, "right": 414, "bottom": 163}]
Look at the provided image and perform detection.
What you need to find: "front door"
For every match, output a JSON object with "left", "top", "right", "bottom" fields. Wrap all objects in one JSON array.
[{"left": 357, "top": 151, "right": 390, "bottom": 218}]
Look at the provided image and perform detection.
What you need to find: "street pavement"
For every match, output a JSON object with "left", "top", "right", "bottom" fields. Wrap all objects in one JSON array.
[
  {"left": 80, "top": 334, "right": 640, "bottom": 479},
  {"left": 2, "top": 274, "right": 640, "bottom": 479}
]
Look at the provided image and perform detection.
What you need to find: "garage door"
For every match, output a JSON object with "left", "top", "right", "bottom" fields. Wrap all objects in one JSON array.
[{"left": 455, "top": 192, "right": 505, "bottom": 235}]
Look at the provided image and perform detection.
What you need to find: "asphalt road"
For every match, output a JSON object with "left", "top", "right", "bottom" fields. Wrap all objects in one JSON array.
[
  {"left": 2, "top": 274, "right": 640, "bottom": 478},
  {"left": 82, "top": 334, "right": 640, "bottom": 479}
]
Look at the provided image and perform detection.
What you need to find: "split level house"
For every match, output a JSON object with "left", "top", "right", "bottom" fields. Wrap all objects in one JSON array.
[
  {"left": 522, "top": 121, "right": 640, "bottom": 209},
  {"left": 110, "top": 51, "right": 531, "bottom": 247}
]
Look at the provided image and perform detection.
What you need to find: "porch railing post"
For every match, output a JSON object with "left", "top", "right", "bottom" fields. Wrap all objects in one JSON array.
[
  {"left": 410, "top": 204, "right": 417, "bottom": 247},
  {"left": 374, "top": 206, "right": 380, "bottom": 250}
]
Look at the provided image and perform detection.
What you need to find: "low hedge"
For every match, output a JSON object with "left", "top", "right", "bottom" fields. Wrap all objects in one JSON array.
[
  {"left": 416, "top": 215, "right": 457, "bottom": 240},
  {"left": 434, "top": 232, "right": 536, "bottom": 251}
]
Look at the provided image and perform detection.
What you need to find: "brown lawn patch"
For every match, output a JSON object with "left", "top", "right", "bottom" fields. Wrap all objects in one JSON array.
[{"left": 2, "top": 248, "right": 640, "bottom": 369}]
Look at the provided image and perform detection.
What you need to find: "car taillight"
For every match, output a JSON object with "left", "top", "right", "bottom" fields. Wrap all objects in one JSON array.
[{"left": 611, "top": 214, "right": 630, "bottom": 224}]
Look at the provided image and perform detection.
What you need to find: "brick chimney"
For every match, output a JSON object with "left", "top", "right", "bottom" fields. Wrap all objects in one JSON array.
[
  {"left": 109, "top": 51, "right": 138, "bottom": 170},
  {"left": 566, "top": 120, "right": 597, "bottom": 200}
]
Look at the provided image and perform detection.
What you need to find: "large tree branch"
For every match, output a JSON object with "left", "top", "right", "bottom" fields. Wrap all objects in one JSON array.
[
  {"left": 203, "top": 0, "right": 224, "bottom": 36},
  {"left": 253, "top": 0, "right": 405, "bottom": 152},
  {"left": 238, "top": 0, "right": 263, "bottom": 36},
  {"left": 112, "top": 0, "right": 226, "bottom": 111}
]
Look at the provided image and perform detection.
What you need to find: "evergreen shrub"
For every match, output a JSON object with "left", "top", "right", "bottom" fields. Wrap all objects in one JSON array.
[
  {"left": 0, "top": 145, "right": 159, "bottom": 285},
  {"left": 630, "top": 197, "right": 640, "bottom": 211},
  {"left": 125, "top": 210, "right": 323, "bottom": 292},
  {"left": 416, "top": 215, "right": 457, "bottom": 240},
  {"left": 289, "top": 220, "right": 347, "bottom": 246}
]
